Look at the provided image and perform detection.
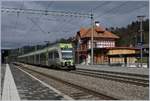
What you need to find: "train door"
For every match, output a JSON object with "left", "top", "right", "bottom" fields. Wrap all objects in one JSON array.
[
  {"left": 58, "top": 48, "right": 62, "bottom": 61},
  {"left": 48, "top": 52, "right": 53, "bottom": 66},
  {"left": 54, "top": 51, "right": 59, "bottom": 65}
]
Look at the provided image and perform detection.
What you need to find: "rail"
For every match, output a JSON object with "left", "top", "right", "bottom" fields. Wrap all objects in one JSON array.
[
  {"left": 13, "top": 63, "right": 119, "bottom": 100},
  {"left": 70, "top": 68, "right": 149, "bottom": 87}
]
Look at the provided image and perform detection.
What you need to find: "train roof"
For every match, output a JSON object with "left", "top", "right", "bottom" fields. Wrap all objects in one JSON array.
[
  {"left": 18, "top": 46, "right": 58, "bottom": 58},
  {"left": 18, "top": 43, "right": 72, "bottom": 58}
]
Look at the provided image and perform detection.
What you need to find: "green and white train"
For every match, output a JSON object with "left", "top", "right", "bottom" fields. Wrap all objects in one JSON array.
[{"left": 18, "top": 43, "right": 76, "bottom": 70}]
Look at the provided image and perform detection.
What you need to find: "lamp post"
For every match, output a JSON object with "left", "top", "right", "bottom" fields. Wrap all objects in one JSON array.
[{"left": 137, "top": 15, "right": 145, "bottom": 68}]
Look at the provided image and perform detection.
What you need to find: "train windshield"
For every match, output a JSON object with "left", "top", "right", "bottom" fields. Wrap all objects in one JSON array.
[{"left": 61, "top": 50, "right": 73, "bottom": 60}]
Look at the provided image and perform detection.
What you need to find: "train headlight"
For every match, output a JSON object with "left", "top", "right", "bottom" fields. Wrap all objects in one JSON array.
[
  {"left": 61, "top": 61, "right": 65, "bottom": 66},
  {"left": 68, "top": 61, "right": 71, "bottom": 65},
  {"left": 65, "top": 62, "right": 67, "bottom": 66}
]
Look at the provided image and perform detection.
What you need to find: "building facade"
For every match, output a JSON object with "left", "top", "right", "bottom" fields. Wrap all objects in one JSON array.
[
  {"left": 73, "top": 23, "right": 119, "bottom": 65},
  {"left": 73, "top": 23, "right": 141, "bottom": 66},
  {"left": 107, "top": 47, "right": 140, "bottom": 66}
]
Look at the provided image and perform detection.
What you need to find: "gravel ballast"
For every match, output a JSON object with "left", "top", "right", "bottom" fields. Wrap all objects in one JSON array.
[
  {"left": 22, "top": 64, "right": 149, "bottom": 100},
  {"left": 76, "top": 65, "right": 149, "bottom": 76}
]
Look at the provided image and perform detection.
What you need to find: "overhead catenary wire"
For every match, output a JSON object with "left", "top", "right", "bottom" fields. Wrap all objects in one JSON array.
[
  {"left": 97, "top": 3, "right": 148, "bottom": 19},
  {"left": 26, "top": 3, "right": 147, "bottom": 38},
  {"left": 25, "top": 1, "right": 54, "bottom": 46},
  {"left": 56, "top": 2, "right": 112, "bottom": 32},
  {"left": 2, "top": 1, "right": 130, "bottom": 36},
  {"left": 95, "top": 1, "right": 129, "bottom": 19},
  {"left": 26, "top": 17, "right": 48, "bottom": 34},
  {"left": 63, "top": 1, "right": 115, "bottom": 30},
  {"left": 3, "top": 2, "right": 147, "bottom": 35},
  {"left": 40, "top": 1, "right": 111, "bottom": 33},
  {"left": 2, "top": 8, "right": 89, "bottom": 37},
  {"left": 2, "top": 1, "right": 148, "bottom": 49},
  {"left": 26, "top": 16, "right": 76, "bottom": 35},
  {"left": 120, "top": 4, "right": 148, "bottom": 14},
  {"left": 14, "top": 1, "right": 25, "bottom": 33},
  {"left": 94, "top": 3, "right": 148, "bottom": 27},
  {"left": 1, "top": 7, "right": 91, "bottom": 18},
  {"left": 92, "top": 1, "right": 112, "bottom": 11},
  {"left": 2, "top": 1, "right": 147, "bottom": 31},
  {"left": 1, "top": 4, "right": 91, "bottom": 40}
]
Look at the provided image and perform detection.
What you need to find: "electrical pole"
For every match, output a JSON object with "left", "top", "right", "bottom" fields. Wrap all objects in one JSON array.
[
  {"left": 91, "top": 9, "right": 94, "bottom": 65},
  {"left": 137, "top": 15, "right": 145, "bottom": 68}
]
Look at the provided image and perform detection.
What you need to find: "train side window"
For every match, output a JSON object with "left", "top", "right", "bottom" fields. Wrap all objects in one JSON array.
[
  {"left": 40, "top": 53, "right": 45, "bottom": 61},
  {"left": 48, "top": 52, "right": 53, "bottom": 59},
  {"left": 36, "top": 54, "right": 39, "bottom": 62},
  {"left": 54, "top": 51, "right": 59, "bottom": 59}
]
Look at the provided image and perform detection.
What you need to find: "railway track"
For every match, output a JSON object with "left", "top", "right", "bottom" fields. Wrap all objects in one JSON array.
[
  {"left": 14, "top": 62, "right": 149, "bottom": 87},
  {"left": 69, "top": 68, "right": 149, "bottom": 87},
  {"left": 14, "top": 64, "right": 118, "bottom": 100}
]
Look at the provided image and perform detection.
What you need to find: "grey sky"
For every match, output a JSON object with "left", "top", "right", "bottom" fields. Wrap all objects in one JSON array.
[{"left": 1, "top": 1, "right": 149, "bottom": 49}]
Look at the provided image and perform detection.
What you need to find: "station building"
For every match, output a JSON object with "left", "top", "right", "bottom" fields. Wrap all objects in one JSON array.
[
  {"left": 107, "top": 47, "right": 140, "bottom": 66},
  {"left": 73, "top": 22, "right": 140, "bottom": 66}
]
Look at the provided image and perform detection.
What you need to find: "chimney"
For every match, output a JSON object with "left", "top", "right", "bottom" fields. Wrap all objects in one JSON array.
[
  {"left": 95, "top": 21, "right": 100, "bottom": 27},
  {"left": 94, "top": 21, "right": 105, "bottom": 33}
]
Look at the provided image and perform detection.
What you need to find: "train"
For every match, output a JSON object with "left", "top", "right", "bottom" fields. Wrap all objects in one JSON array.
[{"left": 17, "top": 43, "right": 76, "bottom": 70}]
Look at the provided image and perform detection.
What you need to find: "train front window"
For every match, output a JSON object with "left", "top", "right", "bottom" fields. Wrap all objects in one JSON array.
[
  {"left": 62, "top": 52, "right": 73, "bottom": 60},
  {"left": 61, "top": 48, "right": 72, "bottom": 51}
]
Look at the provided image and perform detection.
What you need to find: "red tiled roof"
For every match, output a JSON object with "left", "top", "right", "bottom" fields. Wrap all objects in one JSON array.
[{"left": 78, "top": 26, "right": 119, "bottom": 39}]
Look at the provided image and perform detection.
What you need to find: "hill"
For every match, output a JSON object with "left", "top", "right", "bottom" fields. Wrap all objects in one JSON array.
[{"left": 109, "top": 19, "right": 149, "bottom": 47}]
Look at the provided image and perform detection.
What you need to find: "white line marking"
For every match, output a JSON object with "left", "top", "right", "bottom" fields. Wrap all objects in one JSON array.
[
  {"left": 16, "top": 66, "right": 74, "bottom": 100},
  {"left": 2, "top": 64, "right": 20, "bottom": 101}
]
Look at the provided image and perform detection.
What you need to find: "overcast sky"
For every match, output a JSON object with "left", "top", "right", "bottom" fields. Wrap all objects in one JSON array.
[{"left": 1, "top": 1, "right": 149, "bottom": 49}]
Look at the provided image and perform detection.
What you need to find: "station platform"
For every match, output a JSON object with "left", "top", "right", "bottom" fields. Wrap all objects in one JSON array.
[
  {"left": 1, "top": 64, "right": 72, "bottom": 100},
  {"left": 76, "top": 65, "right": 149, "bottom": 76}
]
